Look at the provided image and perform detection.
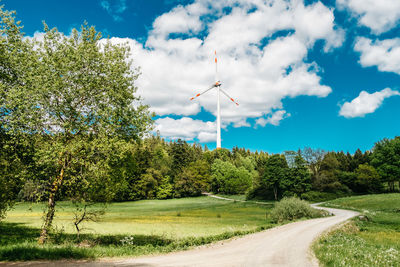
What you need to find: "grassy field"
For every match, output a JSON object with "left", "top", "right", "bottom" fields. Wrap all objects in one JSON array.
[
  {"left": 1, "top": 196, "right": 275, "bottom": 261},
  {"left": 313, "top": 193, "right": 400, "bottom": 267}
]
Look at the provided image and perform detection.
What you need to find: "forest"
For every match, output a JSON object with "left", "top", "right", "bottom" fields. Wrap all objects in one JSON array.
[{"left": 2, "top": 131, "right": 400, "bottom": 206}]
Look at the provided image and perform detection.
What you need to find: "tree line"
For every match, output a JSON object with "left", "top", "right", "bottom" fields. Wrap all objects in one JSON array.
[{"left": 2, "top": 132, "right": 400, "bottom": 205}]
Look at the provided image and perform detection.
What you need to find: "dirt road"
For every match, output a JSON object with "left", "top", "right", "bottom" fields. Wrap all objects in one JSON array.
[
  {"left": 4, "top": 205, "right": 358, "bottom": 267},
  {"left": 113, "top": 206, "right": 358, "bottom": 267}
]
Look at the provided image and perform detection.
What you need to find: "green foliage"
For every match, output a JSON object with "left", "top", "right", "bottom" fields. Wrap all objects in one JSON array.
[
  {"left": 269, "top": 197, "right": 327, "bottom": 223},
  {"left": 156, "top": 177, "right": 173, "bottom": 199},
  {"left": 300, "top": 191, "right": 346, "bottom": 202},
  {"left": 284, "top": 154, "right": 312, "bottom": 197},
  {"left": 0, "top": 6, "right": 153, "bottom": 241},
  {"left": 0, "top": 5, "right": 34, "bottom": 219},
  {"left": 354, "top": 164, "right": 383, "bottom": 193},
  {"left": 262, "top": 154, "right": 289, "bottom": 200},
  {"left": 211, "top": 159, "right": 252, "bottom": 194},
  {"left": 175, "top": 160, "right": 211, "bottom": 197},
  {"left": 371, "top": 137, "right": 400, "bottom": 192}
]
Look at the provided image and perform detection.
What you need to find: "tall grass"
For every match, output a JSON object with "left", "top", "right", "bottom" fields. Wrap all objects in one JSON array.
[{"left": 313, "top": 193, "right": 400, "bottom": 267}]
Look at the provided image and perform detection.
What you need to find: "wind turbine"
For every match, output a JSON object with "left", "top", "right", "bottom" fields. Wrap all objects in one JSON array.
[{"left": 190, "top": 51, "right": 239, "bottom": 150}]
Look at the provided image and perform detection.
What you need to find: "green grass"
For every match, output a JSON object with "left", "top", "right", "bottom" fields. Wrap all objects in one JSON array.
[
  {"left": 313, "top": 193, "right": 400, "bottom": 267},
  {"left": 214, "top": 194, "right": 274, "bottom": 204},
  {"left": 1, "top": 196, "right": 274, "bottom": 261}
]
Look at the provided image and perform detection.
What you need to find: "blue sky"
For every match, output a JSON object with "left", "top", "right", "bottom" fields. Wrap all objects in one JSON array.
[{"left": 3, "top": 0, "right": 400, "bottom": 153}]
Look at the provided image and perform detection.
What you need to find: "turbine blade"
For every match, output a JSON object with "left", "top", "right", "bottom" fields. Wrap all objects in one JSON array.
[
  {"left": 220, "top": 88, "right": 239, "bottom": 106},
  {"left": 190, "top": 85, "right": 215, "bottom": 101},
  {"left": 215, "top": 50, "right": 218, "bottom": 82}
]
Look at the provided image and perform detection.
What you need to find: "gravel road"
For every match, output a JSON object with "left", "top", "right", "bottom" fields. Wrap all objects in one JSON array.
[{"left": 3, "top": 205, "right": 358, "bottom": 267}]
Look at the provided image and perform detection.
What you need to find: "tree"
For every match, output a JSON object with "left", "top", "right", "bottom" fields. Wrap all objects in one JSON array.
[
  {"left": 288, "top": 154, "right": 312, "bottom": 196},
  {"left": 354, "top": 164, "right": 383, "bottom": 193},
  {"left": 262, "top": 154, "right": 289, "bottom": 200},
  {"left": 2, "top": 20, "right": 153, "bottom": 243},
  {"left": 211, "top": 159, "right": 252, "bottom": 194},
  {"left": 301, "top": 147, "right": 326, "bottom": 182},
  {"left": 175, "top": 160, "right": 211, "bottom": 197},
  {"left": 169, "top": 139, "right": 193, "bottom": 179},
  {"left": 315, "top": 152, "right": 348, "bottom": 193},
  {"left": 0, "top": 6, "right": 34, "bottom": 220},
  {"left": 371, "top": 137, "right": 400, "bottom": 192},
  {"left": 72, "top": 201, "right": 106, "bottom": 240}
]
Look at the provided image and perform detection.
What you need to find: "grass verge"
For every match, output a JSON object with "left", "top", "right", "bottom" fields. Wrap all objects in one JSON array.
[{"left": 313, "top": 193, "right": 400, "bottom": 267}]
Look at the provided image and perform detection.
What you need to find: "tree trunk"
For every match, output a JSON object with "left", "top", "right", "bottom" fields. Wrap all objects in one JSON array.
[
  {"left": 38, "top": 166, "right": 65, "bottom": 244},
  {"left": 389, "top": 181, "right": 395, "bottom": 192},
  {"left": 273, "top": 185, "right": 278, "bottom": 201}
]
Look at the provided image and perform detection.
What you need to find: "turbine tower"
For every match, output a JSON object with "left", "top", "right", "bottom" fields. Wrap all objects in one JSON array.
[{"left": 190, "top": 51, "right": 239, "bottom": 150}]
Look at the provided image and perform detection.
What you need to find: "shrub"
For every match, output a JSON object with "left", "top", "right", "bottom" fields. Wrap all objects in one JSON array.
[{"left": 269, "top": 197, "right": 327, "bottom": 223}]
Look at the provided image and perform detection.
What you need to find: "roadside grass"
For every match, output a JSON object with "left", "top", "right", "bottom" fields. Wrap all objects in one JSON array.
[
  {"left": 1, "top": 196, "right": 274, "bottom": 261},
  {"left": 313, "top": 193, "right": 400, "bottom": 267},
  {"left": 214, "top": 194, "right": 275, "bottom": 205}
]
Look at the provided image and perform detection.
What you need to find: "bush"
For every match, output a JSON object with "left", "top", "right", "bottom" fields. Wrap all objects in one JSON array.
[{"left": 269, "top": 197, "right": 327, "bottom": 223}]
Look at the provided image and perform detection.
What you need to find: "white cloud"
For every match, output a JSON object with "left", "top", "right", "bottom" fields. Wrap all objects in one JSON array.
[
  {"left": 337, "top": 0, "right": 400, "bottom": 34},
  {"left": 27, "top": 0, "right": 342, "bottom": 143},
  {"left": 339, "top": 88, "right": 400, "bottom": 118},
  {"left": 151, "top": 4, "right": 206, "bottom": 37},
  {"left": 354, "top": 37, "right": 400, "bottom": 75},
  {"left": 155, "top": 117, "right": 216, "bottom": 142},
  {"left": 105, "top": 0, "right": 341, "bottom": 138},
  {"left": 256, "top": 110, "right": 290, "bottom": 126}
]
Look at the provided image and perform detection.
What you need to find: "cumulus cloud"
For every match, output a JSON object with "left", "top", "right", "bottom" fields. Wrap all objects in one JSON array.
[
  {"left": 256, "top": 110, "right": 290, "bottom": 126},
  {"left": 155, "top": 117, "right": 216, "bottom": 142},
  {"left": 354, "top": 37, "right": 400, "bottom": 75},
  {"left": 103, "top": 0, "right": 343, "bottom": 141},
  {"left": 337, "top": 0, "right": 400, "bottom": 34},
  {"left": 339, "top": 88, "right": 400, "bottom": 118}
]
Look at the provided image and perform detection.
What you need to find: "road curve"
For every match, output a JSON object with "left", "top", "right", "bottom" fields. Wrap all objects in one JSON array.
[
  {"left": 2, "top": 205, "right": 358, "bottom": 267},
  {"left": 113, "top": 206, "right": 358, "bottom": 267}
]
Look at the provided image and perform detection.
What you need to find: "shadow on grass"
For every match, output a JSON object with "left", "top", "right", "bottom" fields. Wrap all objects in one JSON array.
[
  {"left": 0, "top": 222, "right": 173, "bottom": 261},
  {"left": 0, "top": 246, "right": 93, "bottom": 261},
  {"left": 0, "top": 222, "right": 273, "bottom": 261},
  {"left": 0, "top": 222, "right": 39, "bottom": 246}
]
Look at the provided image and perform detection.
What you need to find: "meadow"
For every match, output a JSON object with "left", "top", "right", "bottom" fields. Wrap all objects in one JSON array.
[
  {"left": 313, "top": 193, "right": 400, "bottom": 267},
  {"left": 1, "top": 196, "right": 274, "bottom": 261}
]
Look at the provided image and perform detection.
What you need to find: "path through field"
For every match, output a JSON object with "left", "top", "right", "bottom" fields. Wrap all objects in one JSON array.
[{"left": 4, "top": 200, "right": 358, "bottom": 267}]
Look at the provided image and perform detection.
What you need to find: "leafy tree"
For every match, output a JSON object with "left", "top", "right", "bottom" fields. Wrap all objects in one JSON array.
[
  {"left": 354, "top": 164, "right": 383, "bottom": 193},
  {"left": 301, "top": 147, "right": 326, "bottom": 182},
  {"left": 175, "top": 160, "right": 211, "bottom": 197},
  {"left": 371, "top": 137, "right": 400, "bottom": 192},
  {"left": 288, "top": 154, "right": 312, "bottom": 196},
  {"left": 262, "top": 154, "right": 289, "bottom": 200},
  {"left": 169, "top": 139, "right": 193, "bottom": 179},
  {"left": 0, "top": 6, "right": 34, "bottom": 219},
  {"left": 211, "top": 159, "right": 252, "bottom": 194},
  {"left": 2, "top": 20, "right": 153, "bottom": 243},
  {"left": 130, "top": 167, "right": 161, "bottom": 200},
  {"left": 335, "top": 151, "right": 350, "bottom": 172},
  {"left": 314, "top": 152, "right": 349, "bottom": 193},
  {"left": 156, "top": 176, "right": 173, "bottom": 199}
]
